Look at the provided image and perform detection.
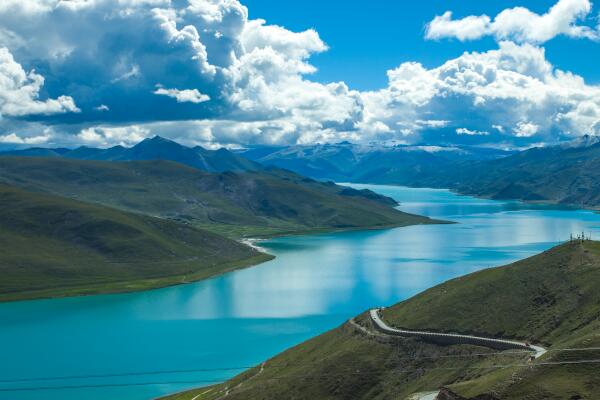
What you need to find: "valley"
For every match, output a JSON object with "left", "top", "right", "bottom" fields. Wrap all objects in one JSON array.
[{"left": 1, "top": 185, "right": 598, "bottom": 400}]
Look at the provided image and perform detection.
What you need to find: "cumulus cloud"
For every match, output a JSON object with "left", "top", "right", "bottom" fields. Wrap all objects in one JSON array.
[
  {"left": 426, "top": 12, "right": 491, "bottom": 41},
  {"left": 241, "top": 19, "right": 328, "bottom": 59},
  {"left": 362, "top": 41, "right": 600, "bottom": 143},
  {"left": 513, "top": 121, "right": 540, "bottom": 137},
  {"left": 426, "top": 0, "right": 599, "bottom": 43},
  {"left": 0, "top": 0, "right": 599, "bottom": 149},
  {"left": 0, "top": 132, "right": 50, "bottom": 144},
  {"left": 77, "top": 125, "right": 150, "bottom": 147},
  {"left": 154, "top": 86, "right": 210, "bottom": 103},
  {"left": 0, "top": 47, "right": 79, "bottom": 117}
]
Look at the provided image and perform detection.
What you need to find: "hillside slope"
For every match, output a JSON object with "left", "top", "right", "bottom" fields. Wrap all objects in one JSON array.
[
  {"left": 0, "top": 156, "right": 439, "bottom": 237},
  {"left": 0, "top": 184, "right": 271, "bottom": 302},
  {"left": 433, "top": 140, "right": 600, "bottom": 208},
  {"left": 162, "top": 241, "right": 600, "bottom": 400}
]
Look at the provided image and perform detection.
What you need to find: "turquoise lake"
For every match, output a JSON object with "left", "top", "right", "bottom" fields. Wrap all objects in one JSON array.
[{"left": 2, "top": 185, "right": 600, "bottom": 400}]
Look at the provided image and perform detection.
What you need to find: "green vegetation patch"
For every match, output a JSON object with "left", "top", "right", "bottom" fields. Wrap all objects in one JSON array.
[
  {"left": 0, "top": 156, "right": 442, "bottom": 238},
  {"left": 0, "top": 184, "right": 272, "bottom": 302}
]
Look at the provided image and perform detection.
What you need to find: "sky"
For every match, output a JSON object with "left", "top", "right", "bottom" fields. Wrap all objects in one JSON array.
[
  {"left": 244, "top": 0, "right": 600, "bottom": 90},
  {"left": 0, "top": 0, "right": 599, "bottom": 149}
]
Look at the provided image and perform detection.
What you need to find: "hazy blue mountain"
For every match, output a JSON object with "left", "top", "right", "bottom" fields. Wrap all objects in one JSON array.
[
  {"left": 238, "top": 142, "right": 513, "bottom": 182},
  {"left": 0, "top": 147, "right": 70, "bottom": 157},
  {"left": 2, "top": 136, "right": 263, "bottom": 173},
  {"left": 239, "top": 138, "right": 600, "bottom": 208}
]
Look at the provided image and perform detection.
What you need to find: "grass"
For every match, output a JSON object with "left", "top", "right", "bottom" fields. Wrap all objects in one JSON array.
[
  {"left": 0, "top": 184, "right": 273, "bottom": 302},
  {"left": 160, "top": 240, "right": 600, "bottom": 400},
  {"left": 0, "top": 156, "right": 441, "bottom": 238},
  {"left": 0, "top": 156, "right": 440, "bottom": 302}
]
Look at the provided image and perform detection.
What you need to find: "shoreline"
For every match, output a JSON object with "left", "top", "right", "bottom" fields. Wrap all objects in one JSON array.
[
  {"left": 1, "top": 218, "right": 445, "bottom": 303},
  {"left": 354, "top": 182, "right": 598, "bottom": 212},
  {"left": 0, "top": 253, "right": 274, "bottom": 304}
]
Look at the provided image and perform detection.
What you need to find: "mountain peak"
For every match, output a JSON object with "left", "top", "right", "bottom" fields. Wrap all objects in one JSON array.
[{"left": 142, "top": 135, "right": 176, "bottom": 144}]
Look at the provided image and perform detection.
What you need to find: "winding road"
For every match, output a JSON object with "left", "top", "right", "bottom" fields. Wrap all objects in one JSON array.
[{"left": 369, "top": 309, "right": 547, "bottom": 358}]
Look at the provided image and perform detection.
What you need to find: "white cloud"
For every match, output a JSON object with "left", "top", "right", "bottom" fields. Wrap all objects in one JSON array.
[
  {"left": 154, "top": 86, "right": 210, "bottom": 103},
  {"left": 0, "top": 47, "right": 79, "bottom": 117},
  {"left": 241, "top": 19, "right": 328, "bottom": 59},
  {"left": 77, "top": 125, "right": 150, "bottom": 147},
  {"left": 362, "top": 41, "right": 600, "bottom": 142},
  {"left": 416, "top": 120, "right": 450, "bottom": 128},
  {"left": 513, "top": 121, "right": 540, "bottom": 137},
  {"left": 0, "top": 0, "right": 599, "bottom": 149},
  {"left": 0, "top": 132, "right": 50, "bottom": 144},
  {"left": 110, "top": 65, "right": 141, "bottom": 83},
  {"left": 426, "top": 0, "right": 599, "bottom": 43},
  {"left": 426, "top": 11, "right": 491, "bottom": 41},
  {"left": 456, "top": 128, "right": 489, "bottom": 136}
]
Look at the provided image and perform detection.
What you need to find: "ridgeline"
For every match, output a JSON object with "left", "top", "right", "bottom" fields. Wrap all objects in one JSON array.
[{"left": 0, "top": 156, "right": 441, "bottom": 238}]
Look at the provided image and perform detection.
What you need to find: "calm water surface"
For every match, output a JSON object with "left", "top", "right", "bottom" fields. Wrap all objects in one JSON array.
[{"left": 2, "top": 185, "right": 600, "bottom": 400}]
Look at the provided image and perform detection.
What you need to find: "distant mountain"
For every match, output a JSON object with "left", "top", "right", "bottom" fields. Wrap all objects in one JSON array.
[
  {"left": 163, "top": 240, "right": 600, "bottom": 400},
  {"left": 418, "top": 136, "right": 600, "bottom": 207},
  {"left": 0, "top": 147, "right": 71, "bottom": 157},
  {"left": 238, "top": 142, "right": 513, "bottom": 182},
  {"left": 0, "top": 156, "right": 440, "bottom": 238},
  {"left": 3, "top": 136, "right": 263, "bottom": 173},
  {"left": 240, "top": 138, "right": 600, "bottom": 208},
  {"left": 0, "top": 183, "right": 269, "bottom": 302}
]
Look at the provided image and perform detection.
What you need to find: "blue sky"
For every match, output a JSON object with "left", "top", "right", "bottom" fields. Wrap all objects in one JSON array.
[
  {"left": 244, "top": 0, "right": 600, "bottom": 90},
  {"left": 0, "top": 0, "right": 599, "bottom": 149}
]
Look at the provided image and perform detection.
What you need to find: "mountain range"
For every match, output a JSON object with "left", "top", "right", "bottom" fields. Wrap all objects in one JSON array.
[
  {"left": 2, "top": 136, "right": 263, "bottom": 173},
  {"left": 7, "top": 135, "right": 600, "bottom": 209},
  {"left": 239, "top": 142, "right": 513, "bottom": 182},
  {"left": 240, "top": 137, "right": 600, "bottom": 209}
]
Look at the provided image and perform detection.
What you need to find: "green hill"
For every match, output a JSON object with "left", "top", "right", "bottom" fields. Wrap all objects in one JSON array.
[
  {"left": 0, "top": 184, "right": 271, "bottom": 302},
  {"left": 0, "top": 156, "right": 439, "bottom": 237},
  {"left": 439, "top": 140, "right": 600, "bottom": 208},
  {"left": 162, "top": 241, "right": 600, "bottom": 400}
]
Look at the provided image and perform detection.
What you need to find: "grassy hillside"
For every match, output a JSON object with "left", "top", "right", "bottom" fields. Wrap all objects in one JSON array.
[
  {"left": 442, "top": 142, "right": 600, "bottom": 208},
  {"left": 0, "top": 156, "right": 439, "bottom": 238},
  {"left": 0, "top": 184, "right": 271, "bottom": 302},
  {"left": 162, "top": 241, "right": 600, "bottom": 400}
]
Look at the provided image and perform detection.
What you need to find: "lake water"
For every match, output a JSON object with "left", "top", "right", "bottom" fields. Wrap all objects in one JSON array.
[{"left": 2, "top": 185, "right": 600, "bottom": 400}]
